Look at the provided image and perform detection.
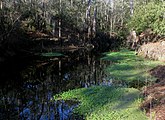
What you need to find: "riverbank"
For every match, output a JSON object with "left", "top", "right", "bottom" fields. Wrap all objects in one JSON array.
[
  {"left": 54, "top": 49, "right": 165, "bottom": 120},
  {"left": 137, "top": 40, "right": 165, "bottom": 62},
  {"left": 141, "top": 65, "right": 165, "bottom": 120}
]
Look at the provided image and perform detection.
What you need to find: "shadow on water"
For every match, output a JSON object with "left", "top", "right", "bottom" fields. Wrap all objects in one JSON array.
[{"left": 0, "top": 49, "right": 112, "bottom": 120}]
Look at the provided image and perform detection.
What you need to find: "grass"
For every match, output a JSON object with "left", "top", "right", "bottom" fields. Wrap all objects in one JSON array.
[
  {"left": 101, "top": 49, "right": 165, "bottom": 87},
  {"left": 54, "top": 86, "right": 148, "bottom": 120}
]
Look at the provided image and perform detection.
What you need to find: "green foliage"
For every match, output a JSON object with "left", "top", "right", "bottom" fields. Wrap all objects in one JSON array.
[
  {"left": 128, "top": 2, "right": 165, "bottom": 35},
  {"left": 102, "top": 49, "right": 165, "bottom": 87},
  {"left": 54, "top": 86, "right": 147, "bottom": 120}
]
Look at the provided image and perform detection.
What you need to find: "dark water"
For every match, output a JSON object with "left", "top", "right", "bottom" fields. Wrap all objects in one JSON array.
[{"left": 0, "top": 49, "right": 112, "bottom": 120}]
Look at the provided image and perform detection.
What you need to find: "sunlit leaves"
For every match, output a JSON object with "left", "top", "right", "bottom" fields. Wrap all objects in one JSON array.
[{"left": 128, "top": 1, "right": 165, "bottom": 35}]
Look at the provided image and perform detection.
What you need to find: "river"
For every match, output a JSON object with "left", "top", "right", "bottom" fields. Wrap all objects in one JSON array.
[{"left": 0, "top": 49, "right": 112, "bottom": 120}]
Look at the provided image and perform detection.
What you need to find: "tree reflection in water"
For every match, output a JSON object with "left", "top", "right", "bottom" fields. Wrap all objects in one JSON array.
[{"left": 0, "top": 49, "right": 112, "bottom": 119}]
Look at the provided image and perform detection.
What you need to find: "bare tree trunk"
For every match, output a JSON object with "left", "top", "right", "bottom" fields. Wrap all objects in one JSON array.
[
  {"left": 110, "top": 0, "right": 114, "bottom": 34},
  {"left": 70, "top": 0, "right": 73, "bottom": 7},
  {"left": 0, "top": 0, "right": 2, "bottom": 10},
  {"left": 86, "top": 0, "right": 92, "bottom": 39},
  {"left": 104, "top": 7, "right": 107, "bottom": 30},
  {"left": 130, "top": 0, "right": 134, "bottom": 16},
  {"left": 42, "top": 0, "right": 45, "bottom": 17},
  {"left": 110, "top": 0, "right": 114, "bottom": 12},
  {"left": 93, "top": 6, "right": 97, "bottom": 37},
  {"left": 59, "top": 19, "right": 61, "bottom": 39},
  {"left": 52, "top": 20, "right": 56, "bottom": 36},
  {"left": 59, "top": 0, "right": 62, "bottom": 46},
  {"left": 120, "top": 0, "right": 124, "bottom": 26},
  {"left": 100, "top": 2, "right": 103, "bottom": 30}
]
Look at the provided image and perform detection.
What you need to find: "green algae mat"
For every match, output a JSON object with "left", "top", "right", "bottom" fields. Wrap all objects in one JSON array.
[
  {"left": 54, "top": 49, "right": 165, "bottom": 120},
  {"left": 101, "top": 49, "right": 165, "bottom": 87},
  {"left": 54, "top": 86, "right": 147, "bottom": 120}
]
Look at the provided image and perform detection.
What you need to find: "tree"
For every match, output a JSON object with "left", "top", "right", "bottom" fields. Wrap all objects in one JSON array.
[{"left": 128, "top": 1, "right": 165, "bottom": 35}]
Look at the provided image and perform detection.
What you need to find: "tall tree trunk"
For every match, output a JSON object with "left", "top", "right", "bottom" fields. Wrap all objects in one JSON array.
[
  {"left": 42, "top": 0, "right": 45, "bottom": 17},
  {"left": 110, "top": 0, "right": 114, "bottom": 12},
  {"left": 93, "top": 6, "right": 97, "bottom": 37},
  {"left": 0, "top": 0, "right": 3, "bottom": 10},
  {"left": 130, "top": 0, "right": 134, "bottom": 16},
  {"left": 120, "top": 0, "right": 124, "bottom": 26},
  {"left": 52, "top": 20, "right": 56, "bottom": 36},
  {"left": 70, "top": 0, "right": 73, "bottom": 7},
  {"left": 59, "top": 19, "right": 61, "bottom": 38},
  {"left": 86, "top": 0, "right": 92, "bottom": 39},
  {"left": 100, "top": 2, "right": 103, "bottom": 30},
  {"left": 59, "top": 0, "right": 62, "bottom": 46}
]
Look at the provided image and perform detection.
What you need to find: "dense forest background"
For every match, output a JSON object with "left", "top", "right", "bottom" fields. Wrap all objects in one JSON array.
[{"left": 0, "top": 0, "right": 164, "bottom": 60}]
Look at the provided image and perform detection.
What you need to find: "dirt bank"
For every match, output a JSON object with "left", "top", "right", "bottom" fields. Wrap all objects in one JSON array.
[
  {"left": 137, "top": 40, "right": 165, "bottom": 61},
  {"left": 141, "top": 65, "right": 165, "bottom": 120}
]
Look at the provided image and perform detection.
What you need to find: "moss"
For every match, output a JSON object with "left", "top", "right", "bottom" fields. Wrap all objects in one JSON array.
[
  {"left": 102, "top": 49, "right": 165, "bottom": 87},
  {"left": 54, "top": 86, "right": 148, "bottom": 120}
]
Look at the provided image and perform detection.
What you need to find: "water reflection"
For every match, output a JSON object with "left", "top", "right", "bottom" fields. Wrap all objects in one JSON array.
[{"left": 0, "top": 49, "right": 112, "bottom": 119}]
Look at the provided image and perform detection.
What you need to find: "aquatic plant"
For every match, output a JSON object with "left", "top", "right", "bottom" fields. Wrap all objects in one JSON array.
[
  {"left": 54, "top": 86, "right": 148, "bottom": 120},
  {"left": 102, "top": 49, "right": 165, "bottom": 88}
]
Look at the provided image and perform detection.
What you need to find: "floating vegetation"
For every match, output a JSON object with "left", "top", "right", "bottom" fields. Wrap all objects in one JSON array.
[
  {"left": 40, "top": 52, "right": 64, "bottom": 57},
  {"left": 54, "top": 86, "right": 148, "bottom": 120},
  {"left": 102, "top": 49, "right": 165, "bottom": 88}
]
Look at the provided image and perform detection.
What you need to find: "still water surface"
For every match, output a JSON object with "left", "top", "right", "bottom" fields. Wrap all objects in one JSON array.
[{"left": 0, "top": 49, "right": 112, "bottom": 120}]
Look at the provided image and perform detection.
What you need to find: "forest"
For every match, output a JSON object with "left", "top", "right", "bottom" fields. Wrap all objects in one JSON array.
[{"left": 0, "top": 0, "right": 165, "bottom": 120}]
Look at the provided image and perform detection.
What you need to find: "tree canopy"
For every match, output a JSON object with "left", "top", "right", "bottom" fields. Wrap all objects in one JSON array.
[
  {"left": 0, "top": 0, "right": 164, "bottom": 48},
  {"left": 128, "top": 1, "right": 165, "bottom": 35}
]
